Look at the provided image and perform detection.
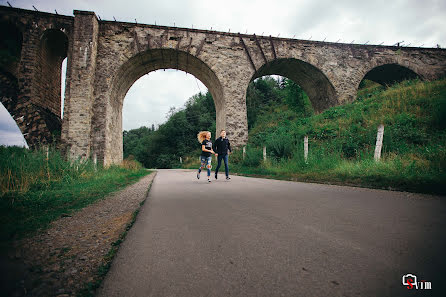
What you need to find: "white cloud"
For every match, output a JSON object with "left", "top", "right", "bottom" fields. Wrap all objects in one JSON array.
[
  {"left": 0, "top": 102, "right": 28, "bottom": 147},
  {"left": 122, "top": 69, "right": 206, "bottom": 130},
  {"left": 6, "top": 0, "right": 444, "bottom": 45},
  {"left": 0, "top": 130, "right": 27, "bottom": 147}
]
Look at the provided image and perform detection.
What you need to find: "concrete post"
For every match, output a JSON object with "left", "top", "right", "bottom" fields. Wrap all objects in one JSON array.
[
  {"left": 374, "top": 124, "right": 384, "bottom": 161},
  {"left": 304, "top": 136, "right": 309, "bottom": 163},
  {"left": 243, "top": 146, "right": 246, "bottom": 160},
  {"left": 93, "top": 153, "right": 97, "bottom": 171},
  {"left": 45, "top": 146, "right": 49, "bottom": 161},
  {"left": 263, "top": 146, "right": 267, "bottom": 161},
  {"left": 61, "top": 10, "right": 99, "bottom": 162}
]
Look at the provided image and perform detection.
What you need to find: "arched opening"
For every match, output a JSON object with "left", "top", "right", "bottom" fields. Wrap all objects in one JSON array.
[
  {"left": 61, "top": 57, "right": 67, "bottom": 118},
  {"left": 107, "top": 49, "right": 223, "bottom": 164},
  {"left": 122, "top": 69, "right": 210, "bottom": 168},
  {"left": 0, "top": 21, "right": 23, "bottom": 76},
  {"left": 37, "top": 29, "right": 68, "bottom": 118},
  {"left": 0, "top": 66, "right": 20, "bottom": 126},
  {"left": 252, "top": 58, "right": 338, "bottom": 113},
  {"left": 0, "top": 22, "right": 25, "bottom": 146},
  {"left": 25, "top": 29, "right": 69, "bottom": 146},
  {"left": 123, "top": 69, "right": 207, "bottom": 131},
  {"left": 246, "top": 75, "right": 313, "bottom": 129},
  {"left": 244, "top": 74, "right": 314, "bottom": 160},
  {"left": 357, "top": 64, "right": 421, "bottom": 99},
  {"left": 360, "top": 63, "right": 421, "bottom": 87}
]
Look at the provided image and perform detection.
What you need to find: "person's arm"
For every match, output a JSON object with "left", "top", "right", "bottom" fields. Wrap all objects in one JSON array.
[
  {"left": 214, "top": 138, "right": 218, "bottom": 150},
  {"left": 214, "top": 138, "right": 220, "bottom": 154},
  {"left": 202, "top": 144, "right": 216, "bottom": 154},
  {"left": 227, "top": 139, "right": 232, "bottom": 153}
]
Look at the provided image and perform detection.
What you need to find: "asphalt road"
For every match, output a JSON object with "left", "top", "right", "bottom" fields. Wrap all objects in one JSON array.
[{"left": 97, "top": 169, "right": 446, "bottom": 297}]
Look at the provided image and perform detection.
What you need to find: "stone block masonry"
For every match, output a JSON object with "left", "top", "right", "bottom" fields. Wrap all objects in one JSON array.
[
  {"left": 1, "top": 6, "right": 445, "bottom": 164},
  {"left": 60, "top": 10, "right": 99, "bottom": 161},
  {"left": 1, "top": 6, "right": 72, "bottom": 147}
]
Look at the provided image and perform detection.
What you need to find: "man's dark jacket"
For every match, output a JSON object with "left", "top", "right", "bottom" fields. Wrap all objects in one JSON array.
[{"left": 214, "top": 137, "right": 232, "bottom": 155}]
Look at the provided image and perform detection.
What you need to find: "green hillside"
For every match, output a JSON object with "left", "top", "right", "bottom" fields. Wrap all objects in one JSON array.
[
  {"left": 185, "top": 78, "right": 446, "bottom": 194},
  {"left": 123, "top": 76, "right": 446, "bottom": 194}
]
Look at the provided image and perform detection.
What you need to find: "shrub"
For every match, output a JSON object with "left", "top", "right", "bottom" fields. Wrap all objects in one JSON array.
[
  {"left": 242, "top": 146, "right": 263, "bottom": 167},
  {"left": 387, "top": 113, "right": 427, "bottom": 145},
  {"left": 432, "top": 95, "right": 446, "bottom": 129},
  {"left": 121, "top": 158, "right": 143, "bottom": 170},
  {"left": 265, "top": 128, "right": 294, "bottom": 159}
]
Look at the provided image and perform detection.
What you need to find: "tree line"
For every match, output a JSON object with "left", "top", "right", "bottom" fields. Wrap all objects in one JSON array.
[{"left": 123, "top": 76, "right": 310, "bottom": 168}]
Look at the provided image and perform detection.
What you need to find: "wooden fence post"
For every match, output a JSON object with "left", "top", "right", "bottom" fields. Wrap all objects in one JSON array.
[
  {"left": 263, "top": 146, "right": 267, "bottom": 161},
  {"left": 304, "top": 136, "right": 309, "bottom": 164},
  {"left": 374, "top": 124, "right": 384, "bottom": 161},
  {"left": 243, "top": 146, "right": 246, "bottom": 160},
  {"left": 93, "top": 153, "right": 97, "bottom": 170},
  {"left": 179, "top": 157, "right": 182, "bottom": 164}
]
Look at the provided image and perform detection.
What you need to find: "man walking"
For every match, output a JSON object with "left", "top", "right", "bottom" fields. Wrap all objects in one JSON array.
[{"left": 214, "top": 130, "right": 232, "bottom": 180}]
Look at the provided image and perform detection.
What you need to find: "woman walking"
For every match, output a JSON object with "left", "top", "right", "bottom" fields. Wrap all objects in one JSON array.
[{"left": 197, "top": 131, "right": 217, "bottom": 182}]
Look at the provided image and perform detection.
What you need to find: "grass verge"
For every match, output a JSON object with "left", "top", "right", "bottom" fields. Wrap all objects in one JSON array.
[{"left": 0, "top": 146, "right": 150, "bottom": 243}]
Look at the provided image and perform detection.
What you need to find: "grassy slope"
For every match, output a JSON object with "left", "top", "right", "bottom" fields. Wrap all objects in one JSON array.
[
  {"left": 184, "top": 78, "right": 446, "bottom": 194},
  {"left": 0, "top": 147, "right": 150, "bottom": 243}
]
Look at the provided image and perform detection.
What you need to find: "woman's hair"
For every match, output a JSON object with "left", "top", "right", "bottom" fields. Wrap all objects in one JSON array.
[{"left": 197, "top": 131, "right": 210, "bottom": 143}]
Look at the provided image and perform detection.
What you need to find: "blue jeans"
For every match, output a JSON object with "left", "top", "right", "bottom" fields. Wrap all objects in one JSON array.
[
  {"left": 215, "top": 154, "right": 229, "bottom": 177},
  {"left": 199, "top": 156, "right": 212, "bottom": 176}
]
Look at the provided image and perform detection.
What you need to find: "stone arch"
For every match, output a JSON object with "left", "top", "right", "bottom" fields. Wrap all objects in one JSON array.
[
  {"left": 0, "top": 21, "right": 26, "bottom": 143},
  {"left": 0, "top": 100, "right": 28, "bottom": 147},
  {"left": 0, "top": 70, "right": 24, "bottom": 135},
  {"left": 106, "top": 48, "right": 224, "bottom": 163},
  {"left": 358, "top": 62, "right": 422, "bottom": 90},
  {"left": 251, "top": 58, "right": 338, "bottom": 113},
  {"left": 36, "top": 29, "right": 69, "bottom": 117}
]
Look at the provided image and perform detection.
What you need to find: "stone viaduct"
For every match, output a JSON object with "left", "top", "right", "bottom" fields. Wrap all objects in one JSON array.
[{"left": 1, "top": 6, "right": 445, "bottom": 165}]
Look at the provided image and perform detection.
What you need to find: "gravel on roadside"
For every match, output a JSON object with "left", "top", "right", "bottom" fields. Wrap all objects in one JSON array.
[{"left": 7, "top": 171, "right": 157, "bottom": 297}]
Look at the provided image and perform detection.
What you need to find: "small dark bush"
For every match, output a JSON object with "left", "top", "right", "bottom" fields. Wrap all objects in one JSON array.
[
  {"left": 265, "top": 128, "right": 294, "bottom": 159},
  {"left": 242, "top": 147, "right": 263, "bottom": 167}
]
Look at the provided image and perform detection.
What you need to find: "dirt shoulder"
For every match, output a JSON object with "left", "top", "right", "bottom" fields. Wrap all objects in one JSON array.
[{"left": 3, "top": 171, "right": 157, "bottom": 297}]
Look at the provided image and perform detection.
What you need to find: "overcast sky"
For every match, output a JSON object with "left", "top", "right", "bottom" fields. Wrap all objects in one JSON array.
[{"left": 1, "top": 0, "right": 445, "bottom": 146}]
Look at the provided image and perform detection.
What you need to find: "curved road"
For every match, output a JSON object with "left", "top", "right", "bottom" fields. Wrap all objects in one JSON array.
[{"left": 98, "top": 169, "right": 445, "bottom": 297}]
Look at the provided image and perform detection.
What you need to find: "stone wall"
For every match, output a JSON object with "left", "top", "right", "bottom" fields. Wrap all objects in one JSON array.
[
  {"left": 60, "top": 10, "right": 98, "bottom": 161},
  {"left": 0, "top": 6, "right": 73, "bottom": 148},
  {"left": 33, "top": 29, "right": 68, "bottom": 117},
  {"left": 0, "top": 70, "right": 61, "bottom": 146}
]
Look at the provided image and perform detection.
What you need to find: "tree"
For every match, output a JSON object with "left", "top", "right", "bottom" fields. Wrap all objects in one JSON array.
[{"left": 123, "top": 91, "right": 216, "bottom": 168}]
